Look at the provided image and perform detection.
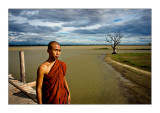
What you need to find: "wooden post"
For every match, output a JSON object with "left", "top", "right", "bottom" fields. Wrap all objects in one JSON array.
[{"left": 19, "top": 50, "right": 26, "bottom": 83}]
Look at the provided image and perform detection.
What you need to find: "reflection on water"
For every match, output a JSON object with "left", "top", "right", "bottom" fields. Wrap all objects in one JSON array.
[{"left": 9, "top": 46, "right": 151, "bottom": 104}]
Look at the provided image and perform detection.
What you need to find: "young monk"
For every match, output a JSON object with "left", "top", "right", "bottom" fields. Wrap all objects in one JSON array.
[{"left": 36, "top": 41, "right": 71, "bottom": 104}]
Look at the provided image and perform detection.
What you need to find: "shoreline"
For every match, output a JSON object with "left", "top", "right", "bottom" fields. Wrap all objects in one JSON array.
[
  {"left": 9, "top": 45, "right": 151, "bottom": 50},
  {"left": 104, "top": 54, "right": 151, "bottom": 104}
]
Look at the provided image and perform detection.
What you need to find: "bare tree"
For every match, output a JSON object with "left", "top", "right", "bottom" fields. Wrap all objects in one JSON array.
[{"left": 106, "top": 30, "right": 123, "bottom": 54}]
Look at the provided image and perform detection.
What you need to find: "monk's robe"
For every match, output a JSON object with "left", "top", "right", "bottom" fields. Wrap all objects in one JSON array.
[{"left": 42, "top": 60, "right": 68, "bottom": 104}]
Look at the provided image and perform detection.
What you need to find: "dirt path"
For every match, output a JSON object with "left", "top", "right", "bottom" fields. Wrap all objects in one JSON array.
[
  {"left": 105, "top": 55, "right": 151, "bottom": 104},
  {"left": 106, "top": 57, "right": 151, "bottom": 76}
]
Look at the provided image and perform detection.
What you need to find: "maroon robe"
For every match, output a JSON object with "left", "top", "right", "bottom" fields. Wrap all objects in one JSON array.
[{"left": 42, "top": 60, "right": 68, "bottom": 104}]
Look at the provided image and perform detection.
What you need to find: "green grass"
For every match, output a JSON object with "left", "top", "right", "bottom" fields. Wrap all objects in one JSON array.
[
  {"left": 94, "top": 47, "right": 109, "bottom": 50},
  {"left": 105, "top": 53, "right": 151, "bottom": 104},
  {"left": 109, "top": 53, "right": 151, "bottom": 72}
]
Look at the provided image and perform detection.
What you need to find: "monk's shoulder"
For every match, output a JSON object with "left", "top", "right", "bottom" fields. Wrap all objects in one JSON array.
[
  {"left": 40, "top": 63, "right": 47, "bottom": 68},
  {"left": 38, "top": 63, "right": 48, "bottom": 72},
  {"left": 59, "top": 60, "right": 67, "bottom": 68}
]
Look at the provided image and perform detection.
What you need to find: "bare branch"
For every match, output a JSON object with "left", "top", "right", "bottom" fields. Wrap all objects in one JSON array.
[
  {"left": 106, "top": 37, "right": 112, "bottom": 43},
  {"left": 105, "top": 30, "right": 123, "bottom": 54}
]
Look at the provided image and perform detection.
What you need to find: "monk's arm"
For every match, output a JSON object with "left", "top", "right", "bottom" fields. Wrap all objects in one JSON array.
[
  {"left": 36, "top": 66, "right": 44, "bottom": 104},
  {"left": 64, "top": 77, "right": 71, "bottom": 102}
]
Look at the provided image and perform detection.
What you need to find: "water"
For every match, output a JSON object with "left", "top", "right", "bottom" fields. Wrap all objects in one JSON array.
[{"left": 9, "top": 46, "right": 151, "bottom": 104}]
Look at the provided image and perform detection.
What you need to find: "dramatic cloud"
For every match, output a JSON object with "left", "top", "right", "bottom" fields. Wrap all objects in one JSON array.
[{"left": 8, "top": 9, "right": 151, "bottom": 45}]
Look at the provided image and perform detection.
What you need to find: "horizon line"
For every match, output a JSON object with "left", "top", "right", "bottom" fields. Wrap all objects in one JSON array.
[{"left": 9, "top": 44, "right": 151, "bottom": 46}]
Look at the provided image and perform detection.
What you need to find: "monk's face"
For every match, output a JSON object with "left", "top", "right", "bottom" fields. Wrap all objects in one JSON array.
[{"left": 48, "top": 43, "right": 61, "bottom": 60}]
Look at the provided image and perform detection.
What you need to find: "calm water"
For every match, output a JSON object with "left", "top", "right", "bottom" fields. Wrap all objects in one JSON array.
[{"left": 9, "top": 46, "right": 151, "bottom": 104}]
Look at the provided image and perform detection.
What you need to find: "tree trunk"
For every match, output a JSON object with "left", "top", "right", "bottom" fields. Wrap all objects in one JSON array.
[{"left": 112, "top": 47, "right": 117, "bottom": 54}]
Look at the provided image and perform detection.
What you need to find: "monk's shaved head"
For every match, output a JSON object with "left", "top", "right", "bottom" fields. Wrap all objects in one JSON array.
[{"left": 48, "top": 41, "right": 60, "bottom": 50}]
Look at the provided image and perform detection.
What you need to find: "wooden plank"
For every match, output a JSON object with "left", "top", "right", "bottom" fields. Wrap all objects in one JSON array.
[
  {"left": 9, "top": 82, "right": 37, "bottom": 104},
  {"left": 9, "top": 75, "right": 37, "bottom": 103},
  {"left": 26, "top": 81, "right": 36, "bottom": 87}
]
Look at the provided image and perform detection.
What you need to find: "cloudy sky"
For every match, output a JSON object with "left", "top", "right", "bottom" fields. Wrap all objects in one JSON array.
[{"left": 8, "top": 9, "right": 151, "bottom": 45}]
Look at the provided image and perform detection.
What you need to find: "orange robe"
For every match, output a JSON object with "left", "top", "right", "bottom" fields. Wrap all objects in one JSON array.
[{"left": 42, "top": 60, "right": 68, "bottom": 104}]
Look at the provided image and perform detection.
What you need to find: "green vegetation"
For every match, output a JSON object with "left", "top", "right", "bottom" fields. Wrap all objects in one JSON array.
[
  {"left": 105, "top": 53, "right": 151, "bottom": 104},
  {"left": 94, "top": 47, "right": 109, "bottom": 50},
  {"left": 109, "top": 53, "right": 151, "bottom": 72},
  {"left": 119, "top": 49, "right": 151, "bottom": 50}
]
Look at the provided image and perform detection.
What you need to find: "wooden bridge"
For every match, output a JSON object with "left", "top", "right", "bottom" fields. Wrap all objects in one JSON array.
[
  {"left": 9, "top": 74, "right": 37, "bottom": 104},
  {"left": 9, "top": 50, "right": 37, "bottom": 104}
]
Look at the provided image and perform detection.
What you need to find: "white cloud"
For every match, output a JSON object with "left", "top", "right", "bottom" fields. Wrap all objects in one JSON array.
[
  {"left": 79, "top": 24, "right": 101, "bottom": 30},
  {"left": 58, "top": 24, "right": 101, "bottom": 33},
  {"left": 9, "top": 13, "right": 64, "bottom": 28},
  {"left": 28, "top": 20, "right": 64, "bottom": 27},
  {"left": 9, "top": 14, "right": 27, "bottom": 24},
  {"left": 20, "top": 10, "right": 39, "bottom": 16},
  {"left": 57, "top": 38, "right": 91, "bottom": 44}
]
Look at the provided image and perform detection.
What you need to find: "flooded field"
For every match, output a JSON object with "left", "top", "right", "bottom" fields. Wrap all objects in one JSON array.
[{"left": 9, "top": 45, "right": 151, "bottom": 104}]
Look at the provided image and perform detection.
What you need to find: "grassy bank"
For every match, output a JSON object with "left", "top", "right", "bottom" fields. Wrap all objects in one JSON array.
[
  {"left": 109, "top": 53, "right": 151, "bottom": 72},
  {"left": 105, "top": 53, "right": 151, "bottom": 104}
]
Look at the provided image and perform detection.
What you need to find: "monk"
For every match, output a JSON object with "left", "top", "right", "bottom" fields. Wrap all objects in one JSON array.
[{"left": 36, "top": 41, "right": 71, "bottom": 104}]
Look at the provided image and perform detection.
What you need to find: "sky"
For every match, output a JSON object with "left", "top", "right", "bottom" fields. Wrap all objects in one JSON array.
[{"left": 8, "top": 9, "right": 151, "bottom": 45}]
